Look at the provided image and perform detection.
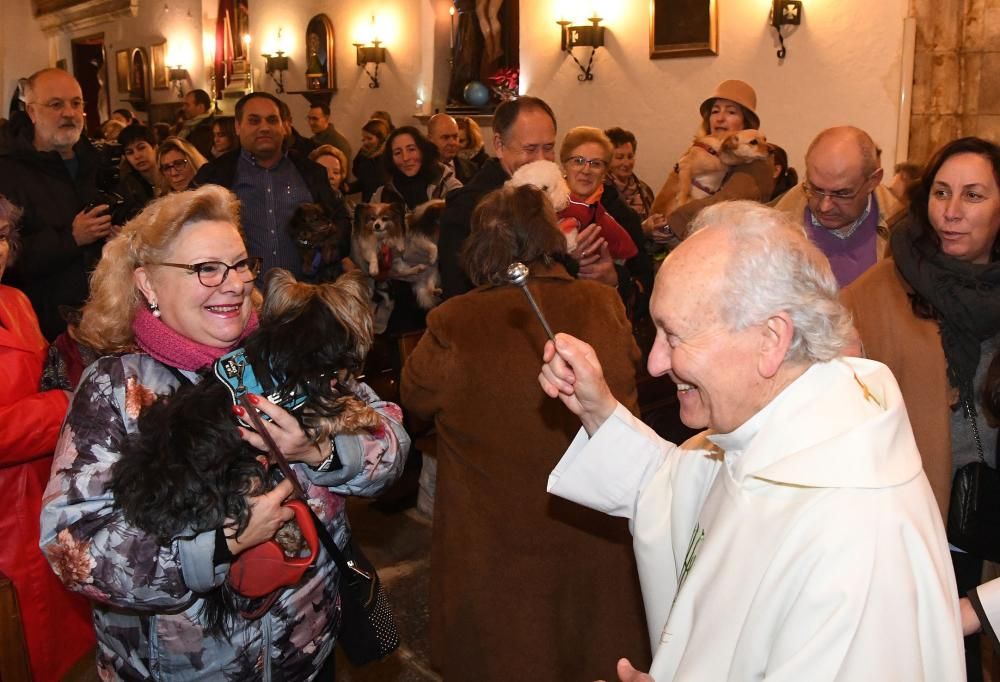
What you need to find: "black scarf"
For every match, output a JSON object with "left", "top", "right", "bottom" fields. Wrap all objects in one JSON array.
[{"left": 890, "top": 219, "right": 1000, "bottom": 409}]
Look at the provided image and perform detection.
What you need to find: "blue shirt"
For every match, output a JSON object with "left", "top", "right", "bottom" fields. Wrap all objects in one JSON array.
[{"left": 233, "top": 150, "right": 313, "bottom": 277}]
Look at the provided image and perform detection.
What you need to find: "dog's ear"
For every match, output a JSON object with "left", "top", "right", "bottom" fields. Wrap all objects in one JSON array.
[
  {"left": 353, "top": 203, "right": 371, "bottom": 232},
  {"left": 317, "top": 271, "right": 374, "bottom": 358},
  {"left": 263, "top": 268, "right": 296, "bottom": 294}
]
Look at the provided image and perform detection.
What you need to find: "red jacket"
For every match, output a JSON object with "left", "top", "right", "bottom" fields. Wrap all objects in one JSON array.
[
  {"left": 0, "top": 285, "right": 94, "bottom": 681},
  {"left": 558, "top": 185, "right": 639, "bottom": 261}
]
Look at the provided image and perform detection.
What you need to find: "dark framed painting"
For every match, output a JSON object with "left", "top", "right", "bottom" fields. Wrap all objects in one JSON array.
[
  {"left": 129, "top": 47, "right": 150, "bottom": 110},
  {"left": 304, "top": 14, "right": 336, "bottom": 90},
  {"left": 115, "top": 49, "right": 130, "bottom": 92},
  {"left": 650, "top": 0, "right": 718, "bottom": 59},
  {"left": 151, "top": 41, "right": 168, "bottom": 90}
]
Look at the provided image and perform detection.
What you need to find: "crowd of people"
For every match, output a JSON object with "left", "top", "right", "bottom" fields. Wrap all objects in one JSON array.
[{"left": 1, "top": 62, "right": 998, "bottom": 682}]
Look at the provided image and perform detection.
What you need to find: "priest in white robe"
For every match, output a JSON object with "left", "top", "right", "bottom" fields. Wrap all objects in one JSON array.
[{"left": 539, "top": 201, "right": 965, "bottom": 681}]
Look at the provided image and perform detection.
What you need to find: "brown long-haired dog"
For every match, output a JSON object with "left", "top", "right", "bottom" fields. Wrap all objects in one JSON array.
[{"left": 248, "top": 268, "right": 381, "bottom": 440}]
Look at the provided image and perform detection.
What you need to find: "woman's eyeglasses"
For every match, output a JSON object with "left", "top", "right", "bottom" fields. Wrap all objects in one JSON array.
[
  {"left": 153, "top": 256, "right": 263, "bottom": 287},
  {"left": 566, "top": 156, "right": 608, "bottom": 171},
  {"left": 159, "top": 158, "right": 191, "bottom": 175}
]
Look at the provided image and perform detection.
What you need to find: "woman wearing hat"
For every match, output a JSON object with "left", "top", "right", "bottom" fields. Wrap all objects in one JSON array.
[{"left": 650, "top": 79, "right": 775, "bottom": 240}]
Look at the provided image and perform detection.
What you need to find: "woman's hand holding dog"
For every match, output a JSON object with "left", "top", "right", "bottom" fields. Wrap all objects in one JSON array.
[
  {"left": 226, "top": 478, "right": 296, "bottom": 555},
  {"left": 572, "top": 224, "right": 618, "bottom": 288},
  {"left": 236, "top": 394, "right": 329, "bottom": 467}
]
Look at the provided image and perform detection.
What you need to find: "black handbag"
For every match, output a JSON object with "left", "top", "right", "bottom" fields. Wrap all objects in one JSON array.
[
  {"left": 310, "top": 510, "right": 401, "bottom": 666},
  {"left": 946, "top": 399, "right": 1000, "bottom": 563}
]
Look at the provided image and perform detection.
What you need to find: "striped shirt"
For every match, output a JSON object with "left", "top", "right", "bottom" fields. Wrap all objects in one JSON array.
[{"left": 233, "top": 150, "right": 313, "bottom": 278}]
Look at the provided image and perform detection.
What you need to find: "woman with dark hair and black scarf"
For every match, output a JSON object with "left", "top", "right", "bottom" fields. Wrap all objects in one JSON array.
[
  {"left": 842, "top": 136, "right": 1000, "bottom": 682},
  {"left": 371, "top": 126, "right": 462, "bottom": 210}
]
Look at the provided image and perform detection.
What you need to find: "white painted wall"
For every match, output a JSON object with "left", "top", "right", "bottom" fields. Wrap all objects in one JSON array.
[
  {"left": 518, "top": 0, "right": 911, "bottom": 189},
  {"left": 0, "top": 0, "right": 55, "bottom": 114}
]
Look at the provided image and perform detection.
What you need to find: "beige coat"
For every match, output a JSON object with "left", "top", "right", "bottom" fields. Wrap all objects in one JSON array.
[{"left": 841, "top": 259, "right": 954, "bottom": 518}]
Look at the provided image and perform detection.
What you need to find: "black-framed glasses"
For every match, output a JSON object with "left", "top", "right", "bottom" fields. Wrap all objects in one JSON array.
[
  {"left": 565, "top": 156, "right": 608, "bottom": 171},
  {"left": 159, "top": 158, "right": 191, "bottom": 175},
  {"left": 803, "top": 171, "right": 878, "bottom": 202},
  {"left": 154, "top": 256, "right": 263, "bottom": 287}
]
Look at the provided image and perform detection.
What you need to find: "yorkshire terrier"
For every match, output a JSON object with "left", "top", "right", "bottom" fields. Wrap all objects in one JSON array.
[
  {"left": 351, "top": 200, "right": 444, "bottom": 310},
  {"left": 288, "top": 203, "right": 344, "bottom": 283},
  {"left": 110, "top": 269, "right": 380, "bottom": 633}
]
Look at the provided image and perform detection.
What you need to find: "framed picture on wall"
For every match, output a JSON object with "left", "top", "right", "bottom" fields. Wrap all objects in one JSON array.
[
  {"left": 650, "top": 0, "right": 718, "bottom": 58},
  {"left": 115, "top": 49, "right": 130, "bottom": 92},
  {"left": 151, "top": 42, "right": 168, "bottom": 90}
]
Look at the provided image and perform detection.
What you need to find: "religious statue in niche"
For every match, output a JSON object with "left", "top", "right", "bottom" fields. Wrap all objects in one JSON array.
[
  {"left": 447, "top": 0, "right": 519, "bottom": 111},
  {"left": 304, "top": 14, "right": 336, "bottom": 90},
  {"left": 128, "top": 47, "right": 150, "bottom": 111}
]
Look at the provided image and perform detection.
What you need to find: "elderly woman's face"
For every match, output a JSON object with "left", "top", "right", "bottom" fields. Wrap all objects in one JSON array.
[
  {"left": 160, "top": 149, "right": 196, "bottom": 192},
  {"left": 391, "top": 134, "right": 422, "bottom": 177},
  {"left": 134, "top": 220, "right": 253, "bottom": 348},
  {"left": 929, "top": 152, "right": 1000, "bottom": 264},
  {"left": 708, "top": 98, "right": 746, "bottom": 135},
  {"left": 609, "top": 143, "right": 636, "bottom": 183},
  {"left": 0, "top": 219, "right": 11, "bottom": 282},
  {"left": 563, "top": 141, "right": 609, "bottom": 198}
]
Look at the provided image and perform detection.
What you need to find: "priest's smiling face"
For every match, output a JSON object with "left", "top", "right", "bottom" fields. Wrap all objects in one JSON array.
[{"left": 647, "top": 228, "right": 769, "bottom": 434}]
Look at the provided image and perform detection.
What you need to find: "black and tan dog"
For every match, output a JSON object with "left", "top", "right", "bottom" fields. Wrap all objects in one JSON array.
[
  {"left": 288, "top": 203, "right": 344, "bottom": 283},
  {"left": 110, "top": 269, "right": 380, "bottom": 632}
]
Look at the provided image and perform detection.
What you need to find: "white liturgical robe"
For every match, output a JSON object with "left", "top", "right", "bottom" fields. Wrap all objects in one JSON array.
[{"left": 548, "top": 357, "right": 965, "bottom": 681}]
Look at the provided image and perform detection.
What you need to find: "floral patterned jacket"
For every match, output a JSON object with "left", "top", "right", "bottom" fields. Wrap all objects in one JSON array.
[{"left": 39, "top": 353, "right": 409, "bottom": 680}]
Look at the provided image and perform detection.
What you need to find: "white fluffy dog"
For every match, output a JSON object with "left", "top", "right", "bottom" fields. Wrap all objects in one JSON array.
[{"left": 506, "top": 160, "right": 577, "bottom": 248}]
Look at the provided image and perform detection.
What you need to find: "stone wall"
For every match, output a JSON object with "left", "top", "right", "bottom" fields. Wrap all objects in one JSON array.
[{"left": 909, "top": 0, "right": 1000, "bottom": 164}]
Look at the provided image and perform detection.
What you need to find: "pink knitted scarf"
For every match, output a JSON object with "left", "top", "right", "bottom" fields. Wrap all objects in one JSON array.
[{"left": 132, "top": 305, "right": 260, "bottom": 371}]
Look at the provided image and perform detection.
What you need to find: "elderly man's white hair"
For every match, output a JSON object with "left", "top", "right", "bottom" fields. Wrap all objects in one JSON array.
[{"left": 688, "top": 201, "right": 853, "bottom": 364}]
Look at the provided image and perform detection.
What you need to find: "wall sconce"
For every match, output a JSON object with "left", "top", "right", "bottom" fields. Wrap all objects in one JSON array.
[
  {"left": 353, "top": 39, "right": 386, "bottom": 89},
  {"left": 168, "top": 67, "right": 189, "bottom": 97},
  {"left": 262, "top": 51, "right": 289, "bottom": 93},
  {"left": 771, "top": 0, "right": 802, "bottom": 60},
  {"left": 556, "top": 15, "right": 605, "bottom": 82}
]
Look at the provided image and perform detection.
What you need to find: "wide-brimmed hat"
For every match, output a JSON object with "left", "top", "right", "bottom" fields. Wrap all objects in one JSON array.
[{"left": 699, "top": 80, "right": 760, "bottom": 130}]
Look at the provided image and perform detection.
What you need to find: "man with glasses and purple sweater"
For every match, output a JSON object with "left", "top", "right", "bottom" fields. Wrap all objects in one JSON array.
[{"left": 774, "top": 126, "right": 904, "bottom": 287}]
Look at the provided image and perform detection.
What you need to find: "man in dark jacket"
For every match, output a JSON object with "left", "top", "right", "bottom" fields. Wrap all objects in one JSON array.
[
  {"left": 0, "top": 68, "right": 108, "bottom": 339},
  {"left": 194, "top": 92, "right": 350, "bottom": 279},
  {"left": 439, "top": 97, "right": 625, "bottom": 303},
  {"left": 178, "top": 89, "right": 215, "bottom": 160}
]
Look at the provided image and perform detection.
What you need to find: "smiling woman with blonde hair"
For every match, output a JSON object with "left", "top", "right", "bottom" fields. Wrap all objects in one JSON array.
[
  {"left": 156, "top": 135, "right": 207, "bottom": 194},
  {"left": 40, "top": 185, "right": 408, "bottom": 679}
]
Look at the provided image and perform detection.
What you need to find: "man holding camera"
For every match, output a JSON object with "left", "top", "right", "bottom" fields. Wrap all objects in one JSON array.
[{"left": 0, "top": 67, "right": 109, "bottom": 339}]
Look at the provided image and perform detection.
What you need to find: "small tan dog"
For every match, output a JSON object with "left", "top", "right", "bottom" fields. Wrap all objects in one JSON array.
[{"left": 663, "top": 129, "right": 769, "bottom": 215}]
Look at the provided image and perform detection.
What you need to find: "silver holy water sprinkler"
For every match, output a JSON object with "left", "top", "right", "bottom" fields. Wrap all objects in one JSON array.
[{"left": 506, "top": 261, "right": 556, "bottom": 343}]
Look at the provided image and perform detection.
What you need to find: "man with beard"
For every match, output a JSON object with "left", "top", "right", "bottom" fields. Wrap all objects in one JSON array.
[
  {"left": 194, "top": 92, "right": 350, "bottom": 278},
  {"left": 0, "top": 68, "right": 109, "bottom": 339}
]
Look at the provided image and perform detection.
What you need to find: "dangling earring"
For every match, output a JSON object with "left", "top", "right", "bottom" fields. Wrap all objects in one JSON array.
[{"left": 149, "top": 301, "right": 161, "bottom": 318}]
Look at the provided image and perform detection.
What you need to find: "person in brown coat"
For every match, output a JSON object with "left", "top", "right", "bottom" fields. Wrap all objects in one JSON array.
[
  {"left": 842, "top": 137, "right": 1000, "bottom": 682},
  {"left": 401, "top": 184, "right": 650, "bottom": 681},
  {"left": 650, "top": 80, "right": 775, "bottom": 242}
]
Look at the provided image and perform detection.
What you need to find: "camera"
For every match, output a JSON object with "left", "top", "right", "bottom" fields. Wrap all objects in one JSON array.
[{"left": 85, "top": 138, "right": 130, "bottom": 225}]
